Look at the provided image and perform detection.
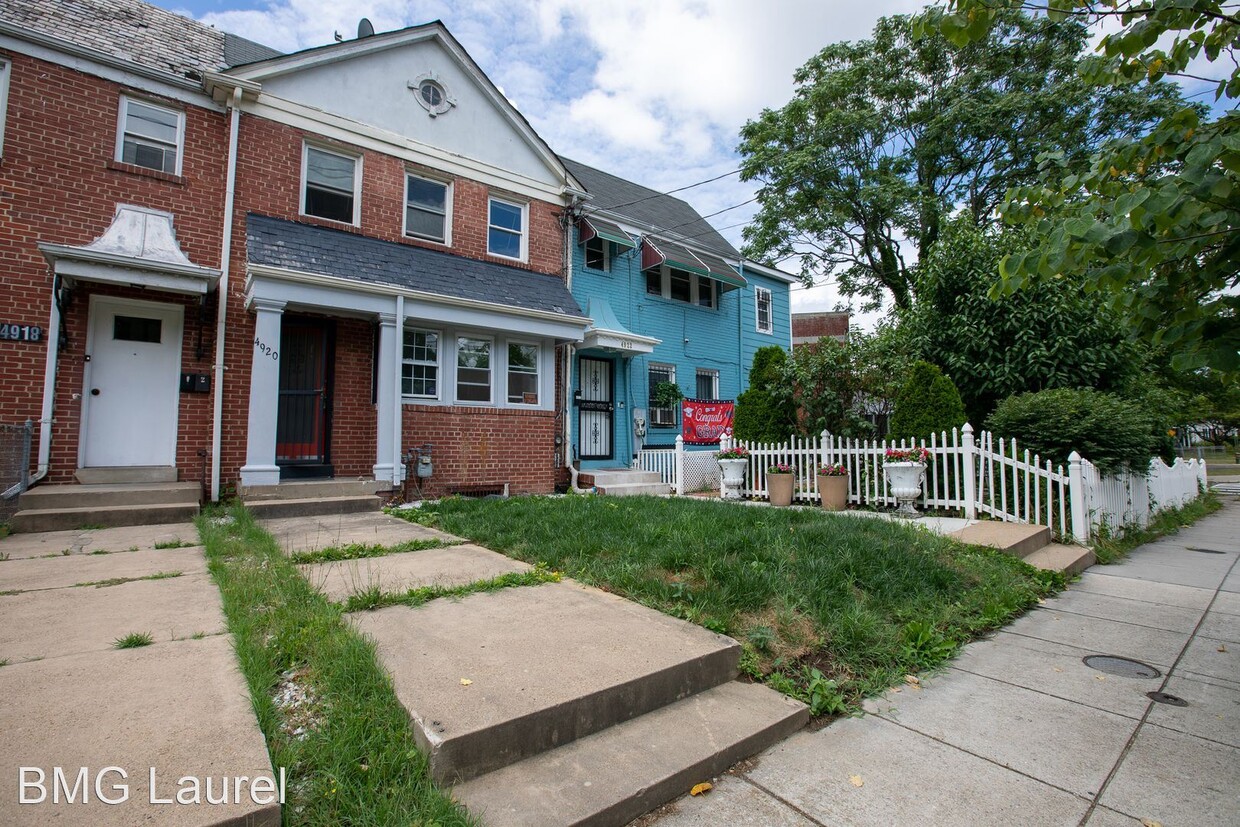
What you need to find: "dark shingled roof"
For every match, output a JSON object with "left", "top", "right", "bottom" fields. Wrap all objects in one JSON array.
[
  {"left": 246, "top": 214, "right": 587, "bottom": 320},
  {"left": 563, "top": 158, "right": 739, "bottom": 260},
  {"left": 0, "top": 0, "right": 281, "bottom": 79}
]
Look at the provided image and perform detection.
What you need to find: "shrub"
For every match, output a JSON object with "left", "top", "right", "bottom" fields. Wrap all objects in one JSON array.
[
  {"left": 888, "top": 361, "right": 967, "bottom": 442},
  {"left": 734, "top": 346, "right": 797, "bottom": 443},
  {"left": 986, "top": 388, "right": 1156, "bottom": 474}
]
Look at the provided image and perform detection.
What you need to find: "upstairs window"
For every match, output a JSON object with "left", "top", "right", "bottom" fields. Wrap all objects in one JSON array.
[
  {"left": 117, "top": 96, "right": 184, "bottom": 175},
  {"left": 584, "top": 237, "right": 609, "bottom": 271},
  {"left": 302, "top": 144, "right": 359, "bottom": 224},
  {"left": 696, "top": 276, "right": 715, "bottom": 309},
  {"left": 405, "top": 174, "right": 449, "bottom": 243},
  {"left": 487, "top": 197, "right": 526, "bottom": 260},
  {"left": 755, "top": 286, "right": 773, "bottom": 334}
]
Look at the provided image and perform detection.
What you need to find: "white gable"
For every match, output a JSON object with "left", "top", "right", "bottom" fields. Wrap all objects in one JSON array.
[{"left": 252, "top": 36, "right": 559, "bottom": 187}]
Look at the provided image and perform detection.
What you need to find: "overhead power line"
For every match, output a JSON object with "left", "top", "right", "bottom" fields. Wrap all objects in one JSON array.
[{"left": 588, "top": 167, "right": 742, "bottom": 212}]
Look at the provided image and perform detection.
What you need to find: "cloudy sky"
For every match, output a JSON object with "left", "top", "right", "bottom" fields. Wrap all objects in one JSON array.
[{"left": 146, "top": 0, "right": 932, "bottom": 327}]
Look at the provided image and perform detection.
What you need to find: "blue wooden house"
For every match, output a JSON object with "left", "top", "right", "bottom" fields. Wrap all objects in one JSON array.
[{"left": 563, "top": 159, "right": 794, "bottom": 473}]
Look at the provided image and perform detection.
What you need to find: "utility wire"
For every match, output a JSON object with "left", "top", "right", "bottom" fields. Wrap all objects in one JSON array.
[{"left": 586, "top": 167, "right": 742, "bottom": 212}]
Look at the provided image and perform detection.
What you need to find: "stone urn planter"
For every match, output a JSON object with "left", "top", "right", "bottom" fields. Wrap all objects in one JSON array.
[
  {"left": 883, "top": 460, "right": 927, "bottom": 518},
  {"left": 767, "top": 466, "right": 794, "bottom": 507},
  {"left": 817, "top": 465, "right": 848, "bottom": 511},
  {"left": 718, "top": 458, "right": 748, "bottom": 500}
]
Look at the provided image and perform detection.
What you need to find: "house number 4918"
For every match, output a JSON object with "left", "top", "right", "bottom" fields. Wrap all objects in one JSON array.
[
  {"left": 0, "top": 324, "right": 43, "bottom": 342},
  {"left": 254, "top": 336, "right": 278, "bottom": 360}
]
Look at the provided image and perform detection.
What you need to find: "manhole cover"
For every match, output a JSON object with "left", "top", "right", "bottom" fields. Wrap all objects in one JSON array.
[
  {"left": 1082, "top": 655, "right": 1162, "bottom": 679},
  {"left": 1186, "top": 547, "right": 1227, "bottom": 554},
  {"left": 1147, "top": 691, "right": 1189, "bottom": 707}
]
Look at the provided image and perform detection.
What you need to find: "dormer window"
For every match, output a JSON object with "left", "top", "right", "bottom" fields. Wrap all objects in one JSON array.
[{"left": 116, "top": 96, "right": 184, "bottom": 175}]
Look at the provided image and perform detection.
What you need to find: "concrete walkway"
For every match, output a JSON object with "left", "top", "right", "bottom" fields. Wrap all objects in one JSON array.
[
  {"left": 0, "top": 522, "right": 278, "bottom": 826},
  {"left": 652, "top": 497, "right": 1240, "bottom": 827}
]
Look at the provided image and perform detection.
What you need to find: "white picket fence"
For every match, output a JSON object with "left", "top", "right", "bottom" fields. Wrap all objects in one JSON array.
[{"left": 634, "top": 425, "right": 1208, "bottom": 543}]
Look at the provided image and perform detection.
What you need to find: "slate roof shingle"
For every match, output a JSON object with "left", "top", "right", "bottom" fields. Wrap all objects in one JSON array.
[
  {"left": 563, "top": 158, "right": 739, "bottom": 260},
  {"left": 246, "top": 214, "right": 587, "bottom": 320},
  {"left": 0, "top": 0, "right": 280, "bottom": 78}
]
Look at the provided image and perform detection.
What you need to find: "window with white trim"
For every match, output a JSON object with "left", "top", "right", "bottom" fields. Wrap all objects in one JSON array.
[
  {"left": 507, "top": 342, "right": 539, "bottom": 404},
  {"left": 696, "top": 276, "right": 715, "bottom": 309},
  {"left": 648, "top": 363, "right": 677, "bottom": 428},
  {"left": 487, "top": 197, "right": 526, "bottom": 260},
  {"left": 0, "top": 60, "right": 10, "bottom": 156},
  {"left": 116, "top": 96, "right": 184, "bottom": 174},
  {"left": 405, "top": 174, "right": 449, "bottom": 243},
  {"left": 584, "top": 236, "right": 609, "bottom": 271},
  {"left": 401, "top": 328, "right": 440, "bottom": 398},
  {"left": 695, "top": 369, "right": 719, "bottom": 400},
  {"left": 755, "top": 286, "right": 773, "bottom": 334},
  {"left": 456, "top": 336, "right": 492, "bottom": 403},
  {"left": 302, "top": 144, "right": 359, "bottom": 224}
]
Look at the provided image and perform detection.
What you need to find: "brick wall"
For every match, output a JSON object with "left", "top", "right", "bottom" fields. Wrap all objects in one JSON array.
[
  {"left": 401, "top": 404, "right": 557, "bottom": 498},
  {"left": 0, "top": 52, "right": 227, "bottom": 478},
  {"left": 217, "top": 113, "right": 570, "bottom": 491}
]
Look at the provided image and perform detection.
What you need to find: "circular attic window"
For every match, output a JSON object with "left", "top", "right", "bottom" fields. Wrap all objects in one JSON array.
[{"left": 411, "top": 73, "right": 455, "bottom": 118}]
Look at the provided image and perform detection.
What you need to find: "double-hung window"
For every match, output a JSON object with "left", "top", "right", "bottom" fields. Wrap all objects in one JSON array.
[
  {"left": 755, "top": 286, "right": 773, "bottom": 334},
  {"left": 405, "top": 174, "right": 449, "bottom": 243},
  {"left": 507, "top": 342, "right": 539, "bottom": 405},
  {"left": 696, "top": 369, "right": 719, "bottom": 400},
  {"left": 487, "top": 197, "right": 526, "bottom": 260},
  {"left": 402, "top": 329, "right": 440, "bottom": 398},
  {"left": 117, "top": 96, "right": 184, "bottom": 174},
  {"left": 302, "top": 144, "right": 359, "bottom": 224},
  {"left": 456, "top": 336, "right": 492, "bottom": 403},
  {"left": 649, "top": 364, "right": 677, "bottom": 428}
]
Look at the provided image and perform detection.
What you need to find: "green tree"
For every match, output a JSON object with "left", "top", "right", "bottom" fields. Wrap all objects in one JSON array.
[
  {"left": 908, "top": 213, "right": 1139, "bottom": 424},
  {"left": 738, "top": 9, "right": 1185, "bottom": 311},
  {"left": 922, "top": 1, "right": 1238, "bottom": 371},
  {"left": 888, "top": 361, "right": 968, "bottom": 441},
  {"left": 733, "top": 346, "right": 798, "bottom": 443},
  {"left": 785, "top": 338, "right": 873, "bottom": 438}
]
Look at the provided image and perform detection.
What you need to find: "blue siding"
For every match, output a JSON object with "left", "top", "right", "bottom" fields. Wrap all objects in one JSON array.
[{"left": 569, "top": 228, "right": 791, "bottom": 468}]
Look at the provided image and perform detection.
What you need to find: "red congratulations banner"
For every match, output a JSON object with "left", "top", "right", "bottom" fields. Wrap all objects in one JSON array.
[{"left": 681, "top": 399, "right": 734, "bottom": 445}]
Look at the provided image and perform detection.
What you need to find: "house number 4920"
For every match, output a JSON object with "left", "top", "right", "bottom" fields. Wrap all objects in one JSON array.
[{"left": 254, "top": 336, "right": 278, "bottom": 360}]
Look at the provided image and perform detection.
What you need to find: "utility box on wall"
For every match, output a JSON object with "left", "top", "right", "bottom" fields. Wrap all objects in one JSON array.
[{"left": 180, "top": 373, "right": 211, "bottom": 394}]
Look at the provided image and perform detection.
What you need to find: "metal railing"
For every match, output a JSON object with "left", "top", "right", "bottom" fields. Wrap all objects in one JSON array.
[{"left": 1, "top": 420, "right": 33, "bottom": 521}]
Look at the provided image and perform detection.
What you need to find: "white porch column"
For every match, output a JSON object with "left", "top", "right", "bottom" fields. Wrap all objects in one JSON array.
[
  {"left": 374, "top": 312, "right": 398, "bottom": 483},
  {"left": 239, "top": 298, "right": 285, "bottom": 487}
]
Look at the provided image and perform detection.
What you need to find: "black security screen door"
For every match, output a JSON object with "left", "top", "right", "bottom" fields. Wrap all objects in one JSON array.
[
  {"left": 276, "top": 321, "right": 334, "bottom": 473},
  {"left": 578, "top": 357, "right": 614, "bottom": 460}
]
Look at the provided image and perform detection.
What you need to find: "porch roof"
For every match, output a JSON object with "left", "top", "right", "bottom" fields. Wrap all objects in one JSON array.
[{"left": 245, "top": 214, "right": 587, "bottom": 320}]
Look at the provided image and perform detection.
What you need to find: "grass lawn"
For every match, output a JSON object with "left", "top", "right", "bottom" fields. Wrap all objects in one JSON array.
[
  {"left": 197, "top": 505, "right": 473, "bottom": 827},
  {"left": 393, "top": 495, "right": 1063, "bottom": 714}
]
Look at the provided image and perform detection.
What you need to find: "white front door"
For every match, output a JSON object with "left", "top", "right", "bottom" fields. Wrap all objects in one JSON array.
[{"left": 81, "top": 296, "right": 183, "bottom": 468}]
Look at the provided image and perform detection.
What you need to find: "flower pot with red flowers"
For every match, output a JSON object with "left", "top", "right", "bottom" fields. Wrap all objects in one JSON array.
[
  {"left": 817, "top": 463, "right": 848, "bottom": 511},
  {"left": 767, "top": 463, "right": 794, "bottom": 507}
]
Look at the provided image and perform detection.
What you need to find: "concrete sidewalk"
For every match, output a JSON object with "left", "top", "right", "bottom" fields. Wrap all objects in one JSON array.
[
  {"left": 0, "top": 521, "right": 278, "bottom": 826},
  {"left": 652, "top": 497, "right": 1240, "bottom": 827}
]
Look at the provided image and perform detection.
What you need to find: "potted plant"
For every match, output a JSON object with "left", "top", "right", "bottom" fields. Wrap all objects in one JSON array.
[
  {"left": 882, "top": 446, "right": 931, "bottom": 518},
  {"left": 716, "top": 445, "right": 750, "bottom": 500},
  {"left": 767, "top": 463, "right": 795, "bottom": 507},
  {"left": 817, "top": 463, "right": 848, "bottom": 511},
  {"left": 651, "top": 381, "right": 684, "bottom": 410}
]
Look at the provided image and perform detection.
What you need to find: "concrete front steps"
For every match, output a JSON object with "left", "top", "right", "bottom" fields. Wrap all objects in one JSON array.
[
  {"left": 239, "top": 479, "right": 385, "bottom": 518},
  {"left": 9, "top": 481, "right": 200, "bottom": 532},
  {"left": 350, "top": 580, "right": 807, "bottom": 826},
  {"left": 579, "top": 468, "right": 672, "bottom": 497},
  {"left": 948, "top": 522, "right": 1095, "bottom": 575}
]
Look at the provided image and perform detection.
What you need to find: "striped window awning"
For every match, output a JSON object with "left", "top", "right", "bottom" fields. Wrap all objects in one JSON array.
[
  {"left": 577, "top": 216, "right": 637, "bottom": 249},
  {"left": 640, "top": 236, "right": 746, "bottom": 291}
]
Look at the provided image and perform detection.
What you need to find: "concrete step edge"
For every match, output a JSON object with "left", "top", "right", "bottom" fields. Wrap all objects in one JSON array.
[
  {"left": 245, "top": 495, "right": 382, "bottom": 519},
  {"left": 425, "top": 642, "right": 741, "bottom": 785},
  {"left": 595, "top": 483, "right": 672, "bottom": 496},
  {"left": 19, "top": 484, "right": 201, "bottom": 508},
  {"left": 452, "top": 680, "right": 809, "bottom": 827},
  {"left": 1023, "top": 543, "right": 1096, "bottom": 576},
  {"left": 10, "top": 502, "right": 199, "bottom": 533}
]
